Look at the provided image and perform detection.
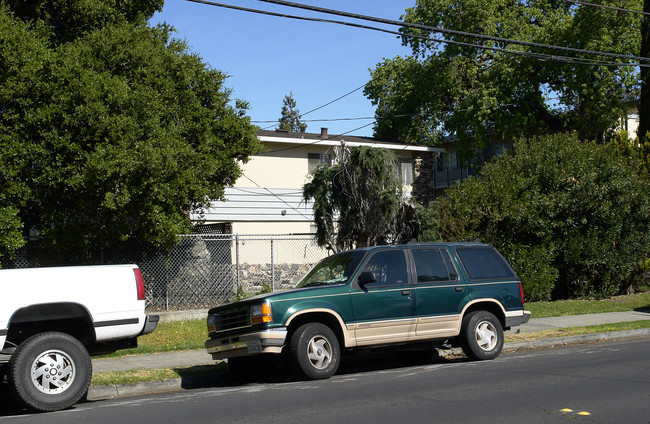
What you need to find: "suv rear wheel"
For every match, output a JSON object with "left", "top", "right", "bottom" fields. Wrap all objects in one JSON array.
[
  {"left": 289, "top": 323, "right": 340, "bottom": 380},
  {"left": 460, "top": 311, "right": 503, "bottom": 360}
]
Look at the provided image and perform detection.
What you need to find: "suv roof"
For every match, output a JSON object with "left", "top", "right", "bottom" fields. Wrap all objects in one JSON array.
[{"left": 349, "top": 241, "right": 491, "bottom": 252}]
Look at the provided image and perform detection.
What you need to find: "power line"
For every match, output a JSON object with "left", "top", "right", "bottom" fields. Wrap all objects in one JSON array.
[
  {"left": 186, "top": 0, "right": 650, "bottom": 67},
  {"left": 260, "top": 85, "right": 366, "bottom": 130},
  {"left": 252, "top": 0, "right": 650, "bottom": 63},
  {"left": 252, "top": 116, "right": 377, "bottom": 124},
  {"left": 261, "top": 86, "right": 366, "bottom": 131},
  {"left": 300, "top": 84, "right": 366, "bottom": 118},
  {"left": 184, "top": 0, "right": 646, "bottom": 139},
  {"left": 259, "top": 121, "right": 378, "bottom": 155},
  {"left": 240, "top": 174, "right": 312, "bottom": 219},
  {"left": 563, "top": 0, "right": 650, "bottom": 16}
]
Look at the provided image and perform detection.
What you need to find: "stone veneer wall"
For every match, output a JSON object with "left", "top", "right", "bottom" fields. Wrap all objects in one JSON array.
[{"left": 412, "top": 152, "right": 436, "bottom": 205}]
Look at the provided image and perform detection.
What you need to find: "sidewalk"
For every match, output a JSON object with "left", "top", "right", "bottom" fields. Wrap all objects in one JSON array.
[
  {"left": 88, "top": 310, "right": 650, "bottom": 399},
  {"left": 516, "top": 309, "right": 650, "bottom": 332}
]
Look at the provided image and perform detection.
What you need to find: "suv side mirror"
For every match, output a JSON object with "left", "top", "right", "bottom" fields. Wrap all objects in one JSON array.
[{"left": 358, "top": 271, "right": 377, "bottom": 286}]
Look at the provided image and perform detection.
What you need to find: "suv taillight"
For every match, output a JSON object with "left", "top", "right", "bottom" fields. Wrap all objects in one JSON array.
[
  {"left": 519, "top": 282, "right": 525, "bottom": 304},
  {"left": 134, "top": 268, "right": 146, "bottom": 300}
]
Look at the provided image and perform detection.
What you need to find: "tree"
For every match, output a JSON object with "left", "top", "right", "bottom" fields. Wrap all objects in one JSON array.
[
  {"left": 365, "top": 0, "right": 642, "bottom": 151},
  {"left": 303, "top": 146, "right": 417, "bottom": 252},
  {"left": 639, "top": 0, "right": 650, "bottom": 140},
  {"left": 0, "top": 1, "right": 262, "bottom": 266},
  {"left": 278, "top": 92, "right": 307, "bottom": 132},
  {"left": 419, "top": 133, "right": 650, "bottom": 301}
]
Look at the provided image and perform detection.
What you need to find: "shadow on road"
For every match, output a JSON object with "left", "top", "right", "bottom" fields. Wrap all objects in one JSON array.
[
  {"left": 0, "top": 349, "right": 468, "bottom": 417},
  {"left": 175, "top": 348, "right": 467, "bottom": 388}
]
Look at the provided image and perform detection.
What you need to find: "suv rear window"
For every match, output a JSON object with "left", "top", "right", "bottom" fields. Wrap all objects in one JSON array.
[
  {"left": 411, "top": 248, "right": 455, "bottom": 282},
  {"left": 455, "top": 247, "right": 515, "bottom": 280}
]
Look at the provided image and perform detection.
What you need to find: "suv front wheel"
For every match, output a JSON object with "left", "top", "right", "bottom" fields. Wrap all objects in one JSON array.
[
  {"left": 289, "top": 323, "right": 340, "bottom": 380},
  {"left": 460, "top": 311, "right": 504, "bottom": 361}
]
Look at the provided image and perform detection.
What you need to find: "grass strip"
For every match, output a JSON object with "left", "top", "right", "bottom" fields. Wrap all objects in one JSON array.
[
  {"left": 91, "top": 364, "right": 228, "bottom": 387},
  {"left": 525, "top": 291, "right": 650, "bottom": 318},
  {"left": 97, "top": 320, "right": 207, "bottom": 358}
]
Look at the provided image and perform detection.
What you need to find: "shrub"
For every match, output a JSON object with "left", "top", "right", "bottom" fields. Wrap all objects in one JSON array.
[{"left": 419, "top": 133, "right": 650, "bottom": 300}]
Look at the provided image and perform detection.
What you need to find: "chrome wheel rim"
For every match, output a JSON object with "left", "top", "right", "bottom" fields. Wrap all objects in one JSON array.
[
  {"left": 30, "top": 349, "right": 76, "bottom": 394},
  {"left": 475, "top": 320, "right": 498, "bottom": 351},
  {"left": 307, "top": 335, "right": 332, "bottom": 370}
]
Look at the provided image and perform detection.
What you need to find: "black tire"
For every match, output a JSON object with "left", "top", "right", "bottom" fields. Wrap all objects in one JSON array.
[
  {"left": 7, "top": 332, "right": 92, "bottom": 412},
  {"left": 289, "top": 323, "right": 340, "bottom": 380},
  {"left": 460, "top": 311, "right": 504, "bottom": 361}
]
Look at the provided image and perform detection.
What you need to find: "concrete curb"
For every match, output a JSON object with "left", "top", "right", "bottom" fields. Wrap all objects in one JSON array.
[
  {"left": 87, "top": 328, "right": 650, "bottom": 402},
  {"left": 503, "top": 328, "right": 650, "bottom": 351},
  {"left": 88, "top": 379, "right": 184, "bottom": 401}
]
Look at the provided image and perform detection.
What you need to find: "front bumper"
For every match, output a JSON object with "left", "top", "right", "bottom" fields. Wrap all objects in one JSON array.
[{"left": 205, "top": 328, "right": 288, "bottom": 360}]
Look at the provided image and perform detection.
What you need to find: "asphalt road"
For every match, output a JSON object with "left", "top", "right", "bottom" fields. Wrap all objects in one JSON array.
[{"left": 2, "top": 338, "right": 650, "bottom": 423}]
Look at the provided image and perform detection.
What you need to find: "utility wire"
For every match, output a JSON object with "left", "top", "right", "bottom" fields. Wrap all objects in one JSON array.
[
  {"left": 240, "top": 174, "right": 312, "bottom": 219},
  {"left": 186, "top": 0, "right": 650, "bottom": 67},
  {"left": 260, "top": 122, "right": 378, "bottom": 155},
  {"left": 185, "top": 0, "right": 645, "bottom": 139},
  {"left": 563, "top": 0, "right": 650, "bottom": 16},
  {"left": 300, "top": 84, "right": 366, "bottom": 118},
  {"left": 252, "top": 116, "right": 376, "bottom": 123},
  {"left": 257, "top": 86, "right": 363, "bottom": 130},
  {"left": 251, "top": 0, "right": 650, "bottom": 63}
]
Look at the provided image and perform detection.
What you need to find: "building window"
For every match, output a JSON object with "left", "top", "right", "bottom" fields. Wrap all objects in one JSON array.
[
  {"left": 436, "top": 152, "right": 462, "bottom": 172},
  {"left": 308, "top": 153, "right": 332, "bottom": 173},
  {"left": 399, "top": 158, "right": 413, "bottom": 185}
]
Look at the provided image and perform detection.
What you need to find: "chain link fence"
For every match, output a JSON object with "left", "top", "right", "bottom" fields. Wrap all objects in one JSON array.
[
  {"left": 141, "top": 234, "right": 329, "bottom": 311},
  {"left": 10, "top": 234, "right": 329, "bottom": 312}
]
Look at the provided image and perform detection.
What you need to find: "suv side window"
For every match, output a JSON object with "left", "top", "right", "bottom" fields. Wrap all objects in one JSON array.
[
  {"left": 456, "top": 246, "right": 515, "bottom": 280},
  {"left": 411, "top": 248, "right": 456, "bottom": 283},
  {"left": 361, "top": 250, "right": 408, "bottom": 287}
]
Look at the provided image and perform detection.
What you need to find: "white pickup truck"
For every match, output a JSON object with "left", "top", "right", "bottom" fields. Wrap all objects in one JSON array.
[{"left": 0, "top": 264, "right": 158, "bottom": 412}]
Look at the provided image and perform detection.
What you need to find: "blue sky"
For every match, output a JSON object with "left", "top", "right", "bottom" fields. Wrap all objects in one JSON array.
[{"left": 152, "top": 0, "right": 416, "bottom": 137}]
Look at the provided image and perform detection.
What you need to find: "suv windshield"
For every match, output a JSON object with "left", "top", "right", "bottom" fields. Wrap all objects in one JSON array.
[{"left": 296, "top": 250, "right": 365, "bottom": 288}]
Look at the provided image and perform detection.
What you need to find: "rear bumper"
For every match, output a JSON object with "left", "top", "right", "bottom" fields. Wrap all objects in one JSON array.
[
  {"left": 140, "top": 314, "right": 159, "bottom": 336},
  {"left": 205, "top": 328, "right": 287, "bottom": 360},
  {"left": 505, "top": 310, "right": 531, "bottom": 328}
]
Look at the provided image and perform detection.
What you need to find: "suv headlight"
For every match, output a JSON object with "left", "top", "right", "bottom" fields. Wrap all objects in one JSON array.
[{"left": 251, "top": 302, "right": 273, "bottom": 324}]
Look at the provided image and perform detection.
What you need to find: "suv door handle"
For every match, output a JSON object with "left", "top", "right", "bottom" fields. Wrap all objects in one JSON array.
[
  {"left": 401, "top": 290, "right": 411, "bottom": 296},
  {"left": 455, "top": 287, "right": 464, "bottom": 292}
]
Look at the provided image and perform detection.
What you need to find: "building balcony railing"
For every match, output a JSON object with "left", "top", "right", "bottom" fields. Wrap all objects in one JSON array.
[{"left": 434, "top": 167, "right": 471, "bottom": 189}]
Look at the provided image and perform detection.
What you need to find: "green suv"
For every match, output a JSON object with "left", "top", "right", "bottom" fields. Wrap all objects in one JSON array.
[{"left": 205, "top": 242, "right": 530, "bottom": 379}]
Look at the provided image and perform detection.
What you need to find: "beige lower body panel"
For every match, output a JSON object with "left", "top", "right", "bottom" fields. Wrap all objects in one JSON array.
[
  {"left": 352, "top": 315, "right": 461, "bottom": 347},
  {"left": 415, "top": 314, "right": 461, "bottom": 338}
]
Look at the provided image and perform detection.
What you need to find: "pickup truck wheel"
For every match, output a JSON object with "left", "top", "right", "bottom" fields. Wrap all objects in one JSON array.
[
  {"left": 460, "top": 311, "right": 503, "bottom": 361},
  {"left": 290, "top": 323, "right": 340, "bottom": 380},
  {"left": 7, "top": 332, "right": 92, "bottom": 412}
]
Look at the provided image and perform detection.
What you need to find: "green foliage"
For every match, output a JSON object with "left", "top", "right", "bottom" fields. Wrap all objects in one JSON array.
[
  {"left": 6, "top": 0, "right": 164, "bottom": 43},
  {"left": 365, "top": 0, "right": 641, "bottom": 150},
  {"left": 303, "top": 146, "right": 415, "bottom": 251},
  {"left": 0, "top": 1, "right": 262, "bottom": 265},
  {"left": 278, "top": 92, "right": 307, "bottom": 133},
  {"left": 419, "top": 134, "right": 650, "bottom": 300}
]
